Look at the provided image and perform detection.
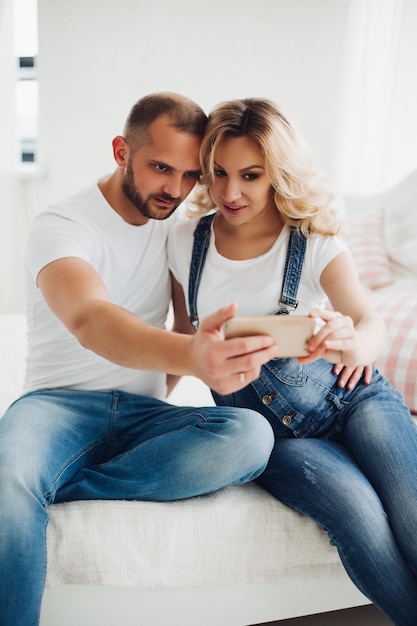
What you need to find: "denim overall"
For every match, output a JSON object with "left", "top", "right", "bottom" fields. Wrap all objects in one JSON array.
[
  {"left": 188, "top": 213, "right": 393, "bottom": 441},
  {"left": 187, "top": 214, "right": 417, "bottom": 624}
]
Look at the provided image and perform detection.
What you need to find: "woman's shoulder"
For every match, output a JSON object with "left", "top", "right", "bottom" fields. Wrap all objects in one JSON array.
[
  {"left": 307, "top": 231, "right": 348, "bottom": 254},
  {"left": 304, "top": 233, "right": 349, "bottom": 279}
]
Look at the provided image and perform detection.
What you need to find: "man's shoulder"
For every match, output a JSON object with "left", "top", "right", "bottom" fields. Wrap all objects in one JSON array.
[
  {"left": 49, "top": 182, "right": 100, "bottom": 215},
  {"left": 31, "top": 182, "right": 99, "bottom": 225}
]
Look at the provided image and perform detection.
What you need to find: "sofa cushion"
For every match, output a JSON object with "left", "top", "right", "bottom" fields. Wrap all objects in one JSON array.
[
  {"left": 372, "top": 290, "right": 417, "bottom": 414},
  {"left": 385, "top": 199, "right": 417, "bottom": 277},
  {"left": 344, "top": 207, "right": 393, "bottom": 290},
  {"left": 0, "top": 314, "right": 26, "bottom": 416},
  {"left": 45, "top": 483, "right": 344, "bottom": 589}
]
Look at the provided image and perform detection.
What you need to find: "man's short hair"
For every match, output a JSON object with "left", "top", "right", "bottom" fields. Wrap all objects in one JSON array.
[{"left": 123, "top": 92, "right": 207, "bottom": 152}]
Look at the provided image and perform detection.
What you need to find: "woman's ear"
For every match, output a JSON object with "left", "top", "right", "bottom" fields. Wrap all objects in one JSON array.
[{"left": 112, "top": 135, "right": 129, "bottom": 166}]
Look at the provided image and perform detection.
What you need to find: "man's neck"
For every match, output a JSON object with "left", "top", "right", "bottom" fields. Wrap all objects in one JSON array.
[{"left": 98, "top": 171, "right": 149, "bottom": 226}]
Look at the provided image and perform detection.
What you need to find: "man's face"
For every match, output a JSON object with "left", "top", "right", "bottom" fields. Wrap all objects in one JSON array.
[{"left": 122, "top": 117, "right": 202, "bottom": 221}]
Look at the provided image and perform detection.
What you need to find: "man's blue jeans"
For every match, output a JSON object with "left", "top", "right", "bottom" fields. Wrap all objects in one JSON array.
[
  {"left": 0, "top": 389, "right": 274, "bottom": 626},
  {"left": 214, "top": 359, "right": 417, "bottom": 626}
]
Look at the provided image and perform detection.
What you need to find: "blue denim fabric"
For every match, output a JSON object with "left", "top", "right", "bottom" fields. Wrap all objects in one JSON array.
[
  {"left": 188, "top": 213, "right": 213, "bottom": 330},
  {"left": 0, "top": 389, "right": 274, "bottom": 626},
  {"left": 276, "top": 227, "right": 306, "bottom": 312},
  {"left": 213, "top": 361, "right": 417, "bottom": 625}
]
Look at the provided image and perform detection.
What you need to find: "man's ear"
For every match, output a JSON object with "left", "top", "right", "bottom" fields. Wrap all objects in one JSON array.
[{"left": 112, "top": 135, "right": 129, "bottom": 166}]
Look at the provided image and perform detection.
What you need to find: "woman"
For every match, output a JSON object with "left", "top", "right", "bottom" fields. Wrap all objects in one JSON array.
[{"left": 168, "top": 97, "right": 417, "bottom": 625}]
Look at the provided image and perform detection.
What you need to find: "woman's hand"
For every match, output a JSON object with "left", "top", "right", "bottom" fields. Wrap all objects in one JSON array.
[
  {"left": 298, "top": 308, "right": 368, "bottom": 367},
  {"left": 313, "top": 250, "right": 387, "bottom": 368},
  {"left": 332, "top": 363, "right": 373, "bottom": 389}
]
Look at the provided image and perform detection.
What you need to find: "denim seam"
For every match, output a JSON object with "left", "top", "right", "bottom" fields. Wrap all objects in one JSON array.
[
  {"left": 99, "top": 423, "right": 199, "bottom": 461},
  {"left": 43, "top": 438, "right": 109, "bottom": 501}
]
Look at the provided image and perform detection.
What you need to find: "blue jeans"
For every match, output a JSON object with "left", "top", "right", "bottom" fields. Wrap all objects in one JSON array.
[
  {"left": 214, "top": 359, "right": 417, "bottom": 626},
  {"left": 0, "top": 389, "right": 274, "bottom": 626}
]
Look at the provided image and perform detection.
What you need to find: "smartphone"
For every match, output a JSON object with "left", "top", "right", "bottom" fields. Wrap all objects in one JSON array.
[{"left": 224, "top": 315, "right": 316, "bottom": 358}]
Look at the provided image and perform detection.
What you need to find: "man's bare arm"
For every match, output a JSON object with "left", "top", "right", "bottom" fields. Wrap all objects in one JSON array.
[{"left": 37, "top": 257, "right": 276, "bottom": 394}]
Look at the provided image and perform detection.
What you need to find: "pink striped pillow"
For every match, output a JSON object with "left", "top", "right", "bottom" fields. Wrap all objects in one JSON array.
[
  {"left": 345, "top": 208, "right": 393, "bottom": 290},
  {"left": 371, "top": 291, "right": 417, "bottom": 414}
]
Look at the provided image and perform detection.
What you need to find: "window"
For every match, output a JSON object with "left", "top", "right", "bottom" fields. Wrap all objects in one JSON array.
[{"left": 14, "top": 0, "right": 38, "bottom": 171}]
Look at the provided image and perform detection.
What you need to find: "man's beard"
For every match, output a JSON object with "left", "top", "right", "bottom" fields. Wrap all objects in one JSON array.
[{"left": 122, "top": 160, "right": 179, "bottom": 220}]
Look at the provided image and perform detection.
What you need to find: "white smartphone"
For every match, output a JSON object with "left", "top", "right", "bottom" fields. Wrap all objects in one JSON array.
[{"left": 224, "top": 315, "right": 316, "bottom": 358}]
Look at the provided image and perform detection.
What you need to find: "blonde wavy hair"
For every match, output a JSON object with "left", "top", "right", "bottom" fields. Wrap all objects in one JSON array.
[{"left": 188, "top": 98, "right": 341, "bottom": 236}]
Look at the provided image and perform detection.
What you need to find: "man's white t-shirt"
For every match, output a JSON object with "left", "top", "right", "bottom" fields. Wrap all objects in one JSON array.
[
  {"left": 25, "top": 181, "right": 180, "bottom": 399},
  {"left": 168, "top": 215, "right": 348, "bottom": 321}
]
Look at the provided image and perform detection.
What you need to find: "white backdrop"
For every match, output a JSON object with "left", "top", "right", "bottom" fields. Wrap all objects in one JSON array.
[{"left": 1, "top": 0, "right": 417, "bottom": 313}]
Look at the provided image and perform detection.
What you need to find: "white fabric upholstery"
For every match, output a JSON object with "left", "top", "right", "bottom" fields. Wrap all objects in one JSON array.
[{"left": 46, "top": 484, "right": 343, "bottom": 589}]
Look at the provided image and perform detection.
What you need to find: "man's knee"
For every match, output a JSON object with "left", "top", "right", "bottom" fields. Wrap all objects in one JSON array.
[{"left": 221, "top": 408, "right": 274, "bottom": 478}]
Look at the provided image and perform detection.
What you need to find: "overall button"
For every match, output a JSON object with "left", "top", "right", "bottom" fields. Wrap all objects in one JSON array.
[
  {"left": 282, "top": 414, "right": 292, "bottom": 426},
  {"left": 262, "top": 395, "right": 273, "bottom": 405}
]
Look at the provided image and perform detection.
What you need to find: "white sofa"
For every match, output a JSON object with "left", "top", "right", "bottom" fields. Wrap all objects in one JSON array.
[
  {"left": 343, "top": 167, "right": 417, "bottom": 417},
  {"left": 2, "top": 169, "right": 417, "bottom": 626}
]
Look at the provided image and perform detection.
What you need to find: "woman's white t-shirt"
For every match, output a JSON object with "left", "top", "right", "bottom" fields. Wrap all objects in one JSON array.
[
  {"left": 168, "top": 215, "right": 348, "bottom": 321},
  {"left": 25, "top": 181, "right": 180, "bottom": 398}
]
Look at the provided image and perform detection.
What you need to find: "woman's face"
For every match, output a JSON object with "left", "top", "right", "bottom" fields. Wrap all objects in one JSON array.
[{"left": 209, "top": 135, "right": 276, "bottom": 225}]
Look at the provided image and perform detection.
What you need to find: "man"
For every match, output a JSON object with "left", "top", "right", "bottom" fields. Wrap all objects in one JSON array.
[{"left": 0, "top": 92, "right": 276, "bottom": 625}]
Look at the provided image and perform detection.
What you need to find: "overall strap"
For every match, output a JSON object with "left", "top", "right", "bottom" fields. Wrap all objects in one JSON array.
[
  {"left": 188, "top": 215, "right": 307, "bottom": 328},
  {"left": 188, "top": 213, "right": 216, "bottom": 330},
  {"left": 275, "top": 229, "right": 307, "bottom": 314}
]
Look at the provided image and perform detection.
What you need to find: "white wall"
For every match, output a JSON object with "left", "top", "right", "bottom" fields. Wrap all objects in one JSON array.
[
  {"left": 0, "top": 0, "right": 25, "bottom": 312},
  {"left": 2, "top": 0, "right": 417, "bottom": 313},
  {"left": 30, "top": 0, "right": 351, "bottom": 217}
]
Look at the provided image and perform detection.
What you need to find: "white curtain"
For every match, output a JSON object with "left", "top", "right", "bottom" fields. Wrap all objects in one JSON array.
[{"left": 337, "top": 0, "right": 404, "bottom": 195}]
